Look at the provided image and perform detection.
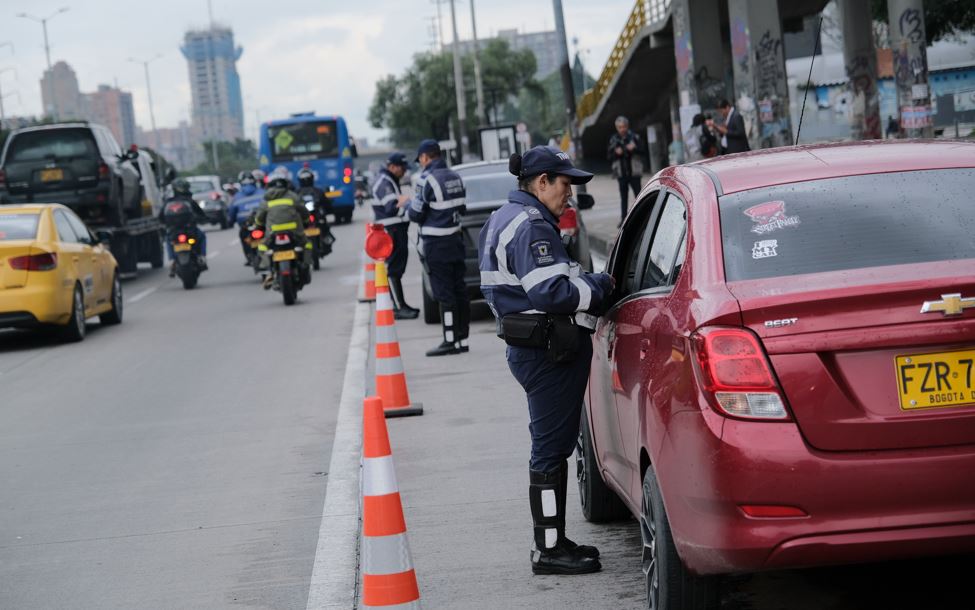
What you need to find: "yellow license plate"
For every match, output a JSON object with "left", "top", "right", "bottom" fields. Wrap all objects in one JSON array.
[
  {"left": 896, "top": 349, "right": 975, "bottom": 410},
  {"left": 272, "top": 250, "right": 296, "bottom": 262},
  {"left": 40, "top": 168, "right": 64, "bottom": 182},
  {"left": 173, "top": 243, "right": 192, "bottom": 252},
  {"left": 305, "top": 227, "right": 321, "bottom": 236}
]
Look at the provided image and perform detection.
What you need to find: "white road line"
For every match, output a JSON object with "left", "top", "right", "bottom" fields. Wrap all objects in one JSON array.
[
  {"left": 229, "top": 238, "right": 240, "bottom": 246},
  {"left": 305, "top": 297, "right": 370, "bottom": 609},
  {"left": 126, "top": 286, "right": 159, "bottom": 304},
  {"left": 210, "top": 250, "right": 221, "bottom": 258}
]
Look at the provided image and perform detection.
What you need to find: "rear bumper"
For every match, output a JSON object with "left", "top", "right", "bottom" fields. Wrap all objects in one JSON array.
[
  {"left": 0, "top": 283, "right": 71, "bottom": 326},
  {"left": 0, "top": 311, "right": 39, "bottom": 329},
  {"left": 1, "top": 185, "right": 110, "bottom": 206},
  {"left": 655, "top": 407, "right": 975, "bottom": 575}
]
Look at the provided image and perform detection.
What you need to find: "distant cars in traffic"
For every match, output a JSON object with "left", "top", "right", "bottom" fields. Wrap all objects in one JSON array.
[
  {"left": 185, "top": 175, "right": 231, "bottom": 229},
  {"left": 577, "top": 141, "right": 975, "bottom": 609}
]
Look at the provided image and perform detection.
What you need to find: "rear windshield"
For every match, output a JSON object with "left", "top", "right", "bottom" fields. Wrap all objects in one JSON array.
[
  {"left": 461, "top": 174, "right": 515, "bottom": 204},
  {"left": 0, "top": 213, "right": 40, "bottom": 240},
  {"left": 187, "top": 180, "right": 216, "bottom": 194},
  {"left": 268, "top": 121, "right": 339, "bottom": 162},
  {"left": 6, "top": 129, "right": 98, "bottom": 163},
  {"left": 720, "top": 168, "right": 975, "bottom": 281}
]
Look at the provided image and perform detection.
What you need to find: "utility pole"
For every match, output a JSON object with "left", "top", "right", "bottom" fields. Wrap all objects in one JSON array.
[
  {"left": 552, "top": 0, "right": 585, "bottom": 192},
  {"left": 129, "top": 54, "right": 162, "bottom": 150},
  {"left": 449, "top": 0, "right": 467, "bottom": 161},
  {"left": 432, "top": 0, "right": 445, "bottom": 51},
  {"left": 17, "top": 7, "right": 70, "bottom": 120},
  {"left": 469, "top": 0, "right": 486, "bottom": 126},
  {"left": 0, "top": 44, "right": 13, "bottom": 129}
]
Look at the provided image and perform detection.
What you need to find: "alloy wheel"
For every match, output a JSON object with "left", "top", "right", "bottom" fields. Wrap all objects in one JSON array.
[
  {"left": 74, "top": 289, "right": 85, "bottom": 333},
  {"left": 113, "top": 276, "right": 123, "bottom": 317},
  {"left": 575, "top": 431, "right": 588, "bottom": 508},
  {"left": 641, "top": 481, "right": 660, "bottom": 610}
]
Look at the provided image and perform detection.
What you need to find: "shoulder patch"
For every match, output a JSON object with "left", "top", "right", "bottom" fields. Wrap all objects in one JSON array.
[{"left": 530, "top": 240, "right": 555, "bottom": 266}]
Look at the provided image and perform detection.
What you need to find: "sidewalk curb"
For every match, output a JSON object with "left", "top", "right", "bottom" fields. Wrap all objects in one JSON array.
[{"left": 305, "top": 296, "right": 371, "bottom": 609}]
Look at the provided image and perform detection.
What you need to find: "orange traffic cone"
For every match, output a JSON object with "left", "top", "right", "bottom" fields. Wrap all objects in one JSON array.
[
  {"left": 358, "top": 261, "right": 377, "bottom": 302},
  {"left": 361, "top": 396, "right": 421, "bottom": 609},
  {"left": 374, "top": 260, "right": 423, "bottom": 418}
]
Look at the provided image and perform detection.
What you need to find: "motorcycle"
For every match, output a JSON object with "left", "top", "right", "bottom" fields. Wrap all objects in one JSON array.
[
  {"left": 354, "top": 171, "right": 369, "bottom": 207},
  {"left": 242, "top": 222, "right": 265, "bottom": 272},
  {"left": 268, "top": 230, "right": 311, "bottom": 305},
  {"left": 301, "top": 196, "right": 335, "bottom": 271},
  {"left": 169, "top": 228, "right": 205, "bottom": 289}
]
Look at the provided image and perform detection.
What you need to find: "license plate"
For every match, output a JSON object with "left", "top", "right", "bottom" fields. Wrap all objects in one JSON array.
[
  {"left": 305, "top": 227, "right": 321, "bottom": 236},
  {"left": 173, "top": 243, "right": 192, "bottom": 252},
  {"left": 273, "top": 250, "right": 296, "bottom": 262},
  {"left": 896, "top": 349, "right": 975, "bottom": 410},
  {"left": 40, "top": 168, "right": 64, "bottom": 182}
]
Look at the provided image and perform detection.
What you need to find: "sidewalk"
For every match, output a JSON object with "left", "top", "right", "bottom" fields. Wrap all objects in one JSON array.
[
  {"left": 577, "top": 173, "right": 641, "bottom": 258},
  {"left": 371, "top": 281, "right": 645, "bottom": 609}
]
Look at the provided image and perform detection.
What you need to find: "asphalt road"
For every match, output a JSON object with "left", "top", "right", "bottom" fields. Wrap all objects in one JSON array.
[{"left": 0, "top": 218, "right": 365, "bottom": 609}]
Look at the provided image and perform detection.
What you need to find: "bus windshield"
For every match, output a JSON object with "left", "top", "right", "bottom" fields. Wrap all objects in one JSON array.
[{"left": 268, "top": 120, "right": 339, "bottom": 162}]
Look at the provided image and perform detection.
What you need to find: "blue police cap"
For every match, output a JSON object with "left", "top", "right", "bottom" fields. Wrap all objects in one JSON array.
[
  {"left": 415, "top": 138, "right": 441, "bottom": 161},
  {"left": 387, "top": 152, "right": 408, "bottom": 166},
  {"left": 514, "top": 145, "right": 593, "bottom": 185}
]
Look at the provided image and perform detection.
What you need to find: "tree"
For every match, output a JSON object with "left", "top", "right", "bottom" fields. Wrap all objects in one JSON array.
[
  {"left": 871, "top": 0, "right": 975, "bottom": 43},
  {"left": 185, "top": 138, "right": 258, "bottom": 182}
]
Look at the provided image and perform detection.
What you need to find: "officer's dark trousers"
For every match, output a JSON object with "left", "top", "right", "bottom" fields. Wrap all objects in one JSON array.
[
  {"left": 617, "top": 175, "right": 641, "bottom": 222},
  {"left": 386, "top": 224, "right": 409, "bottom": 279},
  {"left": 507, "top": 334, "right": 593, "bottom": 473}
]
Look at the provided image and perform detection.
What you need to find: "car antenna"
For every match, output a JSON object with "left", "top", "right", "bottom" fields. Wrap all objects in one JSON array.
[{"left": 795, "top": 15, "right": 824, "bottom": 146}]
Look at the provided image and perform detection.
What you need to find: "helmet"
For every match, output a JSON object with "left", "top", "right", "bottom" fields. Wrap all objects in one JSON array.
[
  {"left": 267, "top": 167, "right": 292, "bottom": 189},
  {"left": 251, "top": 169, "right": 266, "bottom": 184},
  {"left": 237, "top": 170, "right": 251, "bottom": 182},
  {"left": 239, "top": 173, "right": 256, "bottom": 186},
  {"left": 297, "top": 167, "right": 315, "bottom": 187},
  {"left": 172, "top": 178, "right": 191, "bottom": 197}
]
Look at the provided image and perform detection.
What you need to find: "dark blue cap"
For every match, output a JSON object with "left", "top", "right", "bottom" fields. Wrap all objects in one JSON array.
[
  {"left": 415, "top": 138, "right": 441, "bottom": 161},
  {"left": 387, "top": 152, "right": 408, "bottom": 166},
  {"left": 517, "top": 145, "right": 593, "bottom": 185}
]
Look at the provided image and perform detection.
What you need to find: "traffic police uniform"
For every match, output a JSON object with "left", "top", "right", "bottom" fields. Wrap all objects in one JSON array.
[
  {"left": 478, "top": 146, "right": 614, "bottom": 575},
  {"left": 408, "top": 139, "right": 470, "bottom": 356},
  {"left": 372, "top": 153, "right": 419, "bottom": 319}
]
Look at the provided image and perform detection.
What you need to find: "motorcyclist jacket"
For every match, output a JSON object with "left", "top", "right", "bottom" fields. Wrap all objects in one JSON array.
[
  {"left": 478, "top": 189, "right": 613, "bottom": 330},
  {"left": 407, "top": 158, "right": 466, "bottom": 239},
  {"left": 254, "top": 187, "right": 310, "bottom": 240},
  {"left": 296, "top": 186, "right": 329, "bottom": 218},
  {"left": 371, "top": 168, "right": 408, "bottom": 227},
  {"left": 227, "top": 184, "right": 265, "bottom": 226},
  {"left": 160, "top": 195, "right": 206, "bottom": 228}
]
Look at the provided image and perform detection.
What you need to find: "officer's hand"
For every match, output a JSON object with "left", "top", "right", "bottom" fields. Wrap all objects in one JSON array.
[{"left": 397, "top": 194, "right": 410, "bottom": 208}]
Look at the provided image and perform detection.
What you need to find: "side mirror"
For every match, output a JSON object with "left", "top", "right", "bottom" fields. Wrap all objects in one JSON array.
[
  {"left": 95, "top": 230, "right": 113, "bottom": 245},
  {"left": 576, "top": 192, "right": 595, "bottom": 210}
]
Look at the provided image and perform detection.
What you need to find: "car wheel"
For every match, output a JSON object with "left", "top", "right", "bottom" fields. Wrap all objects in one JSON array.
[
  {"left": 641, "top": 467, "right": 718, "bottom": 610},
  {"left": 58, "top": 284, "right": 87, "bottom": 342},
  {"left": 99, "top": 273, "right": 123, "bottom": 325},
  {"left": 422, "top": 270, "right": 440, "bottom": 324},
  {"left": 577, "top": 409, "right": 629, "bottom": 522}
]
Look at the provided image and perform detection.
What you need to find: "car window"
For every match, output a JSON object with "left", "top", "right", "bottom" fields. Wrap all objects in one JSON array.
[
  {"left": 719, "top": 168, "right": 975, "bottom": 282},
  {"left": 54, "top": 211, "right": 83, "bottom": 244},
  {"left": 461, "top": 174, "right": 516, "bottom": 203},
  {"left": 611, "top": 189, "right": 660, "bottom": 297},
  {"left": 6, "top": 129, "right": 98, "bottom": 163},
  {"left": 188, "top": 180, "right": 214, "bottom": 194},
  {"left": 640, "top": 194, "right": 686, "bottom": 290},
  {"left": 0, "top": 213, "right": 40, "bottom": 240},
  {"left": 65, "top": 211, "right": 94, "bottom": 244},
  {"left": 99, "top": 128, "right": 122, "bottom": 156}
]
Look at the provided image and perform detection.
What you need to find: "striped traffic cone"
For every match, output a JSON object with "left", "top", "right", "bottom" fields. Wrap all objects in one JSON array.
[
  {"left": 361, "top": 396, "right": 421, "bottom": 609},
  {"left": 358, "top": 260, "right": 377, "bottom": 302},
  {"left": 374, "top": 260, "right": 423, "bottom": 418}
]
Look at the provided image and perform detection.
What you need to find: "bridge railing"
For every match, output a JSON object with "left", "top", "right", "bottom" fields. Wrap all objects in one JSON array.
[{"left": 577, "top": 0, "right": 672, "bottom": 123}]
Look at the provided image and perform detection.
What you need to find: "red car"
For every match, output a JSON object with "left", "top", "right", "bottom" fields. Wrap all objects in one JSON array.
[{"left": 577, "top": 140, "right": 975, "bottom": 609}]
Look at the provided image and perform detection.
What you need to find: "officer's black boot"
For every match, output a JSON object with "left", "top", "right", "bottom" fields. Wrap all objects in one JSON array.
[
  {"left": 530, "top": 468, "right": 601, "bottom": 575},
  {"left": 556, "top": 459, "right": 600, "bottom": 559},
  {"left": 425, "top": 306, "right": 462, "bottom": 357},
  {"left": 456, "top": 300, "right": 470, "bottom": 353},
  {"left": 389, "top": 276, "right": 419, "bottom": 320}
]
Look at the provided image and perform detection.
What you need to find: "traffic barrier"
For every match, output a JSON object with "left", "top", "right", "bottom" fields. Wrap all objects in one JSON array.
[
  {"left": 361, "top": 396, "right": 421, "bottom": 608},
  {"left": 374, "top": 260, "right": 423, "bottom": 418}
]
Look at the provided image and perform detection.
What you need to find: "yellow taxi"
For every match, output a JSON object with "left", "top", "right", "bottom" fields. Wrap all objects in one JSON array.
[{"left": 0, "top": 204, "right": 122, "bottom": 341}]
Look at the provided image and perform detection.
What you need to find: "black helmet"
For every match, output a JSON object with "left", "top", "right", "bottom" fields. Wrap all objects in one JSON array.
[
  {"left": 267, "top": 167, "right": 292, "bottom": 189},
  {"left": 297, "top": 167, "right": 315, "bottom": 187},
  {"left": 172, "top": 178, "right": 191, "bottom": 197},
  {"left": 239, "top": 173, "right": 256, "bottom": 186}
]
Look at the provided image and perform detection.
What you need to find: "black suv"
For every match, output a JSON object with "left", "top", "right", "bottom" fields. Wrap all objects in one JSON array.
[{"left": 0, "top": 122, "right": 142, "bottom": 225}]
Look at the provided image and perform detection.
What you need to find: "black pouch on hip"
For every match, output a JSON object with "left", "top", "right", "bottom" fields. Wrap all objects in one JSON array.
[
  {"left": 546, "top": 316, "right": 580, "bottom": 363},
  {"left": 500, "top": 314, "right": 548, "bottom": 348}
]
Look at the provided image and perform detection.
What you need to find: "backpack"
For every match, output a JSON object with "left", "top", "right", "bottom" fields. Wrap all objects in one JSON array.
[
  {"left": 699, "top": 130, "right": 718, "bottom": 158},
  {"left": 162, "top": 199, "right": 194, "bottom": 226}
]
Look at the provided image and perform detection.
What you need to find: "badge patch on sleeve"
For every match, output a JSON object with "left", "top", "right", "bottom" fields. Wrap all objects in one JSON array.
[{"left": 531, "top": 240, "right": 555, "bottom": 265}]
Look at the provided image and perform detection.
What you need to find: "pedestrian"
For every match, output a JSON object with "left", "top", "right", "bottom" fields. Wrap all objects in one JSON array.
[
  {"left": 684, "top": 113, "right": 718, "bottom": 162},
  {"left": 408, "top": 139, "right": 470, "bottom": 356},
  {"left": 607, "top": 115, "right": 645, "bottom": 224},
  {"left": 372, "top": 152, "right": 420, "bottom": 320},
  {"left": 702, "top": 113, "right": 720, "bottom": 157},
  {"left": 714, "top": 99, "right": 750, "bottom": 154},
  {"left": 886, "top": 115, "right": 900, "bottom": 139},
  {"left": 478, "top": 145, "right": 615, "bottom": 575}
]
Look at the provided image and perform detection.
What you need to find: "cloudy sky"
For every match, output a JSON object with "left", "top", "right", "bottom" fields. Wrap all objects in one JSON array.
[{"left": 1, "top": 0, "right": 635, "bottom": 143}]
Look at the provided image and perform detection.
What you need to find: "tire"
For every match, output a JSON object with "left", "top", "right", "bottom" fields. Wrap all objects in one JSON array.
[
  {"left": 641, "top": 468, "right": 718, "bottom": 610},
  {"left": 340, "top": 211, "right": 353, "bottom": 224},
  {"left": 149, "top": 234, "right": 164, "bottom": 269},
  {"left": 99, "top": 273, "right": 123, "bottom": 325},
  {"left": 422, "top": 271, "right": 440, "bottom": 324},
  {"left": 311, "top": 240, "right": 320, "bottom": 270},
  {"left": 577, "top": 409, "right": 630, "bottom": 522},
  {"left": 281, "top": 273, "right": 296, "bottom": 305},
  {"left": 181, "top": 266, "right": 199, "bottom": 289},
  {"left": 58, "top": 285, "right": 87, "bottom": 342}
]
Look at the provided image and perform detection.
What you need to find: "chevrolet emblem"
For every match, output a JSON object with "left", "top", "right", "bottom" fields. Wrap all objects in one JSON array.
[{"left": 920, "top": 293, "right": 975, "bottom": 316}]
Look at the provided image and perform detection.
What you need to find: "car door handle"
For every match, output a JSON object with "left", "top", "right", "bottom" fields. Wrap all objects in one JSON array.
[{"left": 640, "top": 338, "right": 652, "bottom": 360}]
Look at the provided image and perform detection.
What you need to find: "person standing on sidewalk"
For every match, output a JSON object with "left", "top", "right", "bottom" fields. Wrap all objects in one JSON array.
[
  {"left": 607, "top": 115, "right": 644, "bottom": 225},
  {"left": 372, "top": 152, "right": 420, "bottom": 320},
  {"left": 408, "top": 139, "right": 470, "bottom": 356},
  {"left": 714, "top": 99, "right": 750, "bottom": 154},
  {"left": 478, "top": 146, "right": 615, "bottom": 575}
]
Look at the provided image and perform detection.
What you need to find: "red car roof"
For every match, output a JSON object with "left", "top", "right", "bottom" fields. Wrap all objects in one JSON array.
[{"left": 687, "top": 140, "right": 975, "bottom": 195}]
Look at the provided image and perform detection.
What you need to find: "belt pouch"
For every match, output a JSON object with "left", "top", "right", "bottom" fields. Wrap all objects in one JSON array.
[
  {"left": 501, "top": 314, "right": 548, "bottom": 348},
  {"left": 547, "top": 316, "right": 580, "bottom": 363}
]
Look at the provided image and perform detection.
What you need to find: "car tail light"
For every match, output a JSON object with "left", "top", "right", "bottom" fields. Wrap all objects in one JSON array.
[
  {"left": 250, "top": 229, "right": 264, "bottom": 240},
  {"left": 559, "top": 207, "right": 578, "bottom": 236},
  {"left": 177, "top": 234, "right": 188, "bottom": 243},
  {"left": 98, "top": 162, "right": 110, "bottom": 180},
  {"left": 690, "top": 326, "right": 790, "bottom": 420},
  {"left": 343, "top": 166, "right": 352, "bottom": 184},
  {"left": 275, "top": 233, "right": 291, "bottom": 244},
  {"left": 209, "top": 192, "right": 221, "bottom": 201},
  {"left": 309, "top": 214, "right": 315, "bottom": 223},
  {"left": 8, "top": 252, "right": 58, "bottom": 271},
  {"left": 739, "top": 505, "right": 808, "bottom": 519}
]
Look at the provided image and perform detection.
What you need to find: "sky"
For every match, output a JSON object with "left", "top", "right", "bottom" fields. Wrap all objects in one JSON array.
[{"left": 1, "top": 0, "right": 637, "bottom": 144}]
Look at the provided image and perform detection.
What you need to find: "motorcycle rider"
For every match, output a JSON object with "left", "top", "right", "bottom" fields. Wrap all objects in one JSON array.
[
  {"left": 159, "top": 178, "right": 208, "bottom": 277},
  {"left": 254, "top": 167, "right": 311, "bottom": 289},
  {"left": 227, "top": 173, "right": 267, "bottom": 264},
  {"left": 295, "top": 167, "right": 336, "bottom": 257}
]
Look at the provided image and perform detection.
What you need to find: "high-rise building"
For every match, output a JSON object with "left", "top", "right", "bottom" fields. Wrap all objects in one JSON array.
[
  {"left": 40, "top": 61, "right": 84, "bottom": 120},
  {"left": 453, "top": 29, "right": 561, "bottom": 79},
  {"left": 139, "top": 120, "right": 198, "bottom": 170},
  {"left": 85, "top": 85, "right": 137, "bottom": 147},
  {"left": 181, "top": 26, "right": 244, "bottom": 144}
]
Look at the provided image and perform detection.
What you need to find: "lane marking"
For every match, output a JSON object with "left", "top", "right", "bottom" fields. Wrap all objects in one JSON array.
[
  {"left": 126, "top": 286, "right": 159, "bottom": 304},
  {"left": 229, "top": 238, "right": 240, "bottom": 246},
  {"left": 305, "top": 293, "right": 370, "bottom": 609},
  {"left": 209, "top": 250, "right": 221, "bottom": 258}
]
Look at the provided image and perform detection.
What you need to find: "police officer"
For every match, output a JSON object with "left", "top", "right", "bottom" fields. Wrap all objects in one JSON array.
[
  {"left": 478, "top": 146, "right": 614, "bottom": 575},
  {"left": 408, "top": 139, "right": 469, "bottom": 356},
  {"left": 254, "top": 167, "right": 311, "bottom": 289},
  {"left": 373, "top": 152, "right": 419, "bottom": 320}
]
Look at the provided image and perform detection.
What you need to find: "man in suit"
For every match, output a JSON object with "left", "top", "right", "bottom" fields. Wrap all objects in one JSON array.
[{"left": 714, "top": 99, "right": 750, "bottom": 154}]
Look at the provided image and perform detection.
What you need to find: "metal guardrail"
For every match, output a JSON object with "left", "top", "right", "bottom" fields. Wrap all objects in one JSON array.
[{"left": 577, "top": 0, "right": 672, "bottom": 123}]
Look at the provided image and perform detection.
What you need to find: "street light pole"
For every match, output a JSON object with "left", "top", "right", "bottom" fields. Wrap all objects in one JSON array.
[
  {"left": 17, "top": 7, "right": 69, "bottom": 120},
  {"left": 448, "top": 0, "right": 467, "bottom": 161},
  {"left": 469, "top": 0, "right": 486, "bottom": 126},
  {"left": 128, "top": 55, "right": 162, "bottom": 150},
  {"left": 551, "top": 0, "right": 585, "bottom": 192},
  {"left": 0, "top": 67, "right": 16, "bottom": 129}
]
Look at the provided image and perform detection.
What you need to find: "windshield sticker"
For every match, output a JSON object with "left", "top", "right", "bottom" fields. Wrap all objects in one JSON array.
[
  {"left": 274, "top": 130, "right": 294, "bottom": 151},
  {"left": 752, "top": 239, "right": 779, "bottom": 260},
  {"left": 744, "top": 200, "right": 800, "bottom": 235}
]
